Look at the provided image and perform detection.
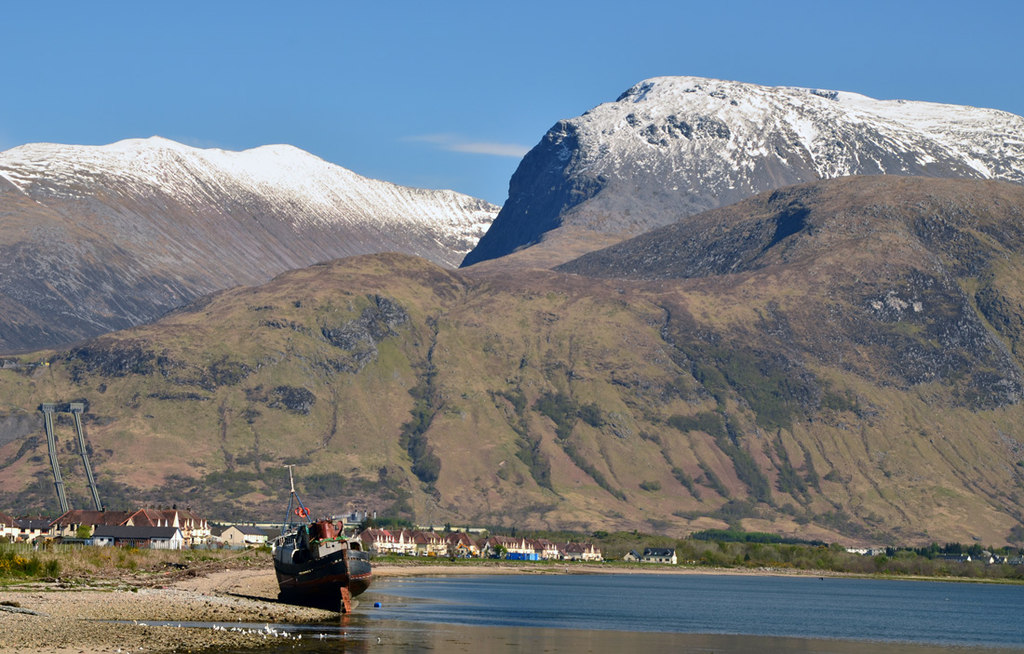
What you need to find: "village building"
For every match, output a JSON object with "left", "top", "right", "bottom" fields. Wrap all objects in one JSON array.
[
  {"left": 51, "top": 510, "right": 135, "bottom": 538},
  {"left": 641, "top": 547, "right": 677, "bottom": 564},
  {"left": 91, "top": 525, "right": 184, "bottom": 550},
  {"left": 358, "top": 528, "right": 394, "bottom": 554},
  {"left": 358, "top": 528, "right": 419, "bottom": 555},
  {"left": 0, "top": 511, "right": 19, "bottom": 542},
  {"left": 445, "top": 531, "right": 480, "bottom": 558},
  {"left": 48, "top": 507, "right": 211, "bottom": 547},
  {"left": 129, "top": 508, "right": 211, "bottom": 547},
  {"left": 220, "top": 525, "right": 269, "bottom": 548},
  {"left": 389, "top": 529, "right": 418, "bottom": 556},
  {"left": 531, "top": 538, "right": 562, "bottom": 560},
  {"left": 337, "top": 509, "right": 374, "bottom": 530},
  {"left": 478, "top": 535, "right": 538, "bottom": 560},
  {"left": 410, "top": 530, "right": 448, "bottom": 557},
  {"left": 846, "top": 547, "right": 888, "bottom": 556},
  {"left": 14, "top": 517, "right": 57, "bottom": 543},
  {"left": 562, "top": 542, "right": 604, "bottom": 562}
]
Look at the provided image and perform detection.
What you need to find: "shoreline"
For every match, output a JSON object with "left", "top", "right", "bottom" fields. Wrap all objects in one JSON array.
[
  {"left": 372, "top": 559, "right": 1024, "bottom": 585},
  {"left": 0, "top": 559, "right": 1018, "bottom": 653}
]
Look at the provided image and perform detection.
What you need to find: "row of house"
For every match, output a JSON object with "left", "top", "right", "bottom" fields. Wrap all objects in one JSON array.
[
  {"left": 1, "top": 513, "right": 52, "bottom": 543},
  {"left": 358, "top": 529, "right": 603, "bottom": 561},
  {"left": 935, "top": 552, "right": 1024, "bottom": 565},
  {"left": 0, "top": 508, "right": 212, "bottom": 549}
]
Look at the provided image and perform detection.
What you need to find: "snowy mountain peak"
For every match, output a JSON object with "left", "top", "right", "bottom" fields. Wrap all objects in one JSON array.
[
  {"left": 0, "top": 137, "right": 500, "bottom": 351},
  {"left": 463, "top": 76, "right": 1024, "bottom": 267},
  {"left": 0, "top": 136, "right": 498, "bottom": 243}
]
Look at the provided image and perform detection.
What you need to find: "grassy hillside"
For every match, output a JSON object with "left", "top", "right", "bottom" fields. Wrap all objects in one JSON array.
[{"left": 3, "top": 178, "right": 1024, "bottom": 547}]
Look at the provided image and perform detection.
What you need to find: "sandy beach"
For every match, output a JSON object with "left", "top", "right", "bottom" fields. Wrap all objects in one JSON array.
[{"left": 1, "top": 562, "right": 324, "bottom": 653}]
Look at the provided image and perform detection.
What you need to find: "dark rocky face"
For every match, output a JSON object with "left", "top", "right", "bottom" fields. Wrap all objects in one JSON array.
[
  {"left": 558, "top": 176, "right": 1024, "bottom": 409},
  {"left": 462, "top": 121, "right": 603, "bottom": 267}
]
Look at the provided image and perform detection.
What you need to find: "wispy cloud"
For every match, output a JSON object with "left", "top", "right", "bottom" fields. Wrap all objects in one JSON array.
[{"left": 406, "top": 133, "right": 530, "bottom": 158}]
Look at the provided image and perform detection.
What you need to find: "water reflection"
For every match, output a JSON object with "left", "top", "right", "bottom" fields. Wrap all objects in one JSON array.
[
  {"left": 132, "top": 574, "right": 1024, "bottom": 653},
  {"left": 147, "top": 617, "right": 1024, "bottom": 654}
]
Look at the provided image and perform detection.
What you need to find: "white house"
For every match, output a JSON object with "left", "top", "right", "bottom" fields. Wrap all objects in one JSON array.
[
  {"left": 358, "top": 528, "right": 419, "bottom": 555},
  {"left": 0, "top": 511, "right": 19, "bottom": 542},
  {"left": 562, "top": 542, "right": 604, "bottom": 562},
  {"left": 220, "top": 525, "right": 269, "bottom": 547},
  {"left": 641, "top": 547, "right": 677, "bottom": 564},
  {"left": 411, "top": 530, "right": 448, "bottom": 557},
  {"left": 91, "top": 525, "right": 184, "bottom": 550},
  {"left": 531, "top": 538, "right": 562, "bottom": 560}
]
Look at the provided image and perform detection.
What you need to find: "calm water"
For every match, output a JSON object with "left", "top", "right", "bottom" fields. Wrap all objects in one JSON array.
[
  {"left": 363, "top": 574, "right": 1024, "bottom": 648},
  {"left": 208, "top": 573, "right": 1024, "bottom": 653}
]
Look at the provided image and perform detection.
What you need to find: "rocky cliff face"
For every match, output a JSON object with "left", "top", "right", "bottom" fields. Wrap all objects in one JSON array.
[
  {"left": 463, "top": 76, "right": 1024, "bottom": 267},
  {"left": 559, "top": 176, "right": 1024, "bottom": 409},
  {"left": 0, "top": 137, "right": 498, "bottom": 352}
]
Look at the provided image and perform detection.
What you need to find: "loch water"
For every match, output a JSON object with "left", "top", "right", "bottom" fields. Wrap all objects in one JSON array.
[{"left": 237, "top": 573, "right": 1024, "bottom": 653}]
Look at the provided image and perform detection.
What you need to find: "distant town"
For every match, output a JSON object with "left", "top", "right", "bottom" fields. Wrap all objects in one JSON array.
[
  {"left": 5, "top": 505, "right": 1024, "bottom": 571},
  {"left": 0, "top": 506, "right": 611, "bottom": 562}
]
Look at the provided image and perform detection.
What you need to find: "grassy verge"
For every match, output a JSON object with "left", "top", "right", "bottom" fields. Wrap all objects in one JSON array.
[{"left": 0, "top": 542, "right": 269, "bottom": 586}]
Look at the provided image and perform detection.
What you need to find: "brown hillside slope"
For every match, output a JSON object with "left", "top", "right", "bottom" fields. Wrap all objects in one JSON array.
[{"left": 2, "top": 178, "right": 1024, "bottom": 546}]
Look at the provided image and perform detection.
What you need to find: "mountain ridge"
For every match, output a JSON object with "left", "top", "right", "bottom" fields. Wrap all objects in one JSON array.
[
  {"left": 2, "top": 176, "right": 1023, "bottom": 547},
  {"left": 463, "top": 76, "right": 1024, "bottom": 267},
  {"left": 0, "top": 137, "right": 499, "bottom": 352}
]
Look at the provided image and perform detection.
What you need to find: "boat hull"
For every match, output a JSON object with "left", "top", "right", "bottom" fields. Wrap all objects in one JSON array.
[
  {"left": 275, "top": 549, "right": 371, "bottom": 598},
  {"left": 273, "top": 533, "right": 372, "bottom": 608}
]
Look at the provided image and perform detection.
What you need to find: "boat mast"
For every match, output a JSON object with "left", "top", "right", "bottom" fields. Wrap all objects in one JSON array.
[{"left": 282, "top": 465, "right": 311, "bottom": 532}]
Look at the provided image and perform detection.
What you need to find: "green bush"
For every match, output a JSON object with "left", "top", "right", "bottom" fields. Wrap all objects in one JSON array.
[
  {"left": 578, "top": 403, "right": 605, "bottom": 428},
  {"left": 0, "top": 545, "right": 59, "bottom": 579},
  {"left": 534, "top": 392, "right": 578, "bottom": 440},
  {"left": 400, "top": 365, "right": 442, "bottom": 484},
  {"left": 667, "top": 412, "right": 726, "bottom": 438}
]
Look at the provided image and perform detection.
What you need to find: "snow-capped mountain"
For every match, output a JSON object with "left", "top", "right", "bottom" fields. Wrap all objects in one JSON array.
[
  {"left": 462, "top": 76, "right": 1024, "bottom": 267},
  {"left": 0, "top": 137, "right": 498, "bottom": 351}
]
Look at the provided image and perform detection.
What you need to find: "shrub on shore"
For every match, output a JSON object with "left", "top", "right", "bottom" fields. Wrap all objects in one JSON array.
[
  {"left": 0, "top": 544, "right": 60, "bottom": 579},
  {"left": 1, "top": 542, "right": 263, "bottom": 582}
]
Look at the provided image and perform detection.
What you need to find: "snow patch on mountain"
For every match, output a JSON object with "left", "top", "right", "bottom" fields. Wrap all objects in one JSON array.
[
  {"left": 462, "top": 76, "right": 1024, "bottom": 267},
  {"left": 0, "top": 137, "right": 498, "bottom": 267}
]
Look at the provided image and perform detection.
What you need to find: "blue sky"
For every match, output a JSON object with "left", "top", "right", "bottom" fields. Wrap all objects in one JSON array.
[{"left": 1, "top": 1, "right": 1021, "bottom": 205}]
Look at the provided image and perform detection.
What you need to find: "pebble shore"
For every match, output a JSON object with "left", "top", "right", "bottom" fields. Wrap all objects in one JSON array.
[{"left": 0, "top": 565, "right": 338, "bottom": 653}]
